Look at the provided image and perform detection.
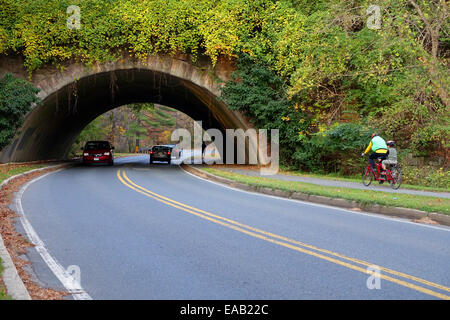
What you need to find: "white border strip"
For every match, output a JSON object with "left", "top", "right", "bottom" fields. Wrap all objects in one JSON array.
[{"left": 14, "top": 168, "right": 92, "bottom": 300}]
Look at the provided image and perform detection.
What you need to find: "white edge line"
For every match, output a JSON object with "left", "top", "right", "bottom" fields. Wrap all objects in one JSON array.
[
  {"left": 14, "top": 169, "right": 92, "bottom": 300},
  {"left": 0, "top": 164, "right": 68, "bottom": 300},
  {"left": 179, "top": 166, "right": 450, "bottom": 233}
]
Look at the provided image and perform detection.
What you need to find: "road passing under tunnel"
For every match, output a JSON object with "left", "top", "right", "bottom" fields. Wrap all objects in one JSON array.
[{"left": 15, "top": 155, "right": 450, "bottom": 299}]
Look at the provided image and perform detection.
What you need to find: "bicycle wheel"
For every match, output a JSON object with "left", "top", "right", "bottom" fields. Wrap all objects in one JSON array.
[
  {"left": 362, "top": 166, "right": 373, "bottom": 186},
  {"left": 390, "top": 166, "right": 402, "bottom": 190}
]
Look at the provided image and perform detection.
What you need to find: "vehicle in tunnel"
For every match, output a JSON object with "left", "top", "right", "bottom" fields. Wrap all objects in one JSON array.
[
  {"left": 149, "top": 145, "right": 172, "bottom": 164},
  {"left": 163, "top": 144, "right": 182, "bottom": 158},
  {"left": 82, "top": 140, "right": 114, "bottom": 166},
  {"left": 0, "top": 56, "right": 252, "bottom": 163}
]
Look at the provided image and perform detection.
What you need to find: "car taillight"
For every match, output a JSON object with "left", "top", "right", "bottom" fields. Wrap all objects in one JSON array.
[
  {"left": 167, "top": 151, "right": 171, "bottom": 155},
  {"left": 150, "top": 151, "right": 154, "bottom": 154}
]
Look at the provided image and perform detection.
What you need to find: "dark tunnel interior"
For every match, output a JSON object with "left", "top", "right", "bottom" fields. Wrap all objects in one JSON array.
[{"left": 1, "top": 68, "right": 243, "bottom": 162}]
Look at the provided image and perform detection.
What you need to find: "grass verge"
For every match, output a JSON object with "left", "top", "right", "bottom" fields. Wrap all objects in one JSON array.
[
  {"left": 0, "top": 164, "right": 46, "bottom": 185},
  {"left": 278, "top": 165, "right": 449, "bottom": 193},
  {"left": 202, "top": 168, "right": 450, "bottom": 215},
  {"left": 207, "top": 164, "right": 449, "bottom": 193},
  {"left": 285, "top": 171, "right": 449, "bottom": 193}
]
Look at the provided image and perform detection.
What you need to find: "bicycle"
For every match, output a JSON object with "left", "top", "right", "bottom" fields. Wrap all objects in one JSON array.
[{"left": 361, "top": 156, "right": 402, "bottom": 190}]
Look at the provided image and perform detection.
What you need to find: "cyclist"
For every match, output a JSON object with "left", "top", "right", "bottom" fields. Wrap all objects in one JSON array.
[
  {"left": 361, "top": 133, "right": 388, "bottom": 176},
  {"left": 382, "top": 140, "right": 397, "bottom": 171}
]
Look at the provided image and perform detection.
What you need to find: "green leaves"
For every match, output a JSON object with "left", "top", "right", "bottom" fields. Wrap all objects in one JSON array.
[
  {"left": 221, "top": 54, "right": 288, "bottom": 128},
  {"left": 0, "top": 0, "right": 283, "bottom": 69},
  {"left": 292, "top": 123, "right": 374, "bottom": 173},
  {"left": 0, "top": 0, "right": 447, "bottom": 169},
  {"left": 0, "top": 73, "right": 40, "bottom": 149}
]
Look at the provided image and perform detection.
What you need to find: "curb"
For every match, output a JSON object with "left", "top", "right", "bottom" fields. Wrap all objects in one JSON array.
[
  {"left": 0, "top": 234, "right": 30, "bottom": 300},
  {"left": 182, "top": 165, "right": 450, "bottom": 227},
  {"left": 0, "top": 163, "right": 73, "bottom": 300}
]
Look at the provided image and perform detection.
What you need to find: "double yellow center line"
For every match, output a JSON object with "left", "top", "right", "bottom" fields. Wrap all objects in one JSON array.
[{"left": 117, "top": 169, "right": 450, "bottom": 300}]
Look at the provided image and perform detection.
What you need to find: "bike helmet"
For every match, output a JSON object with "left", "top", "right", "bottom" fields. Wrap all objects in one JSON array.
[{"left": 387, "top": 140, "right": 395, "bottom": 147}]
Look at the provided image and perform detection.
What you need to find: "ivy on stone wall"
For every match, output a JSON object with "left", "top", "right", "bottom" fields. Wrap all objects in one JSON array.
[{"left": 0, "top": 0, "right": 448, "bottom": 167}]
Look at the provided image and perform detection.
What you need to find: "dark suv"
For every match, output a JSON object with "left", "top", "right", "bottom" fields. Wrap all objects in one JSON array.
[
  {"left": 149, "top": 145, "right": 172, "bottom": 164},
  {"left": 82, "top": 141, "right": 114, "bottom": 165}
]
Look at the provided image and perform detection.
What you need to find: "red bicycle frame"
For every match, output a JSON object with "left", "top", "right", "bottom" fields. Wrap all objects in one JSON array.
[{"left": 365, "top": 160, "right": 392, "bottom": 182}]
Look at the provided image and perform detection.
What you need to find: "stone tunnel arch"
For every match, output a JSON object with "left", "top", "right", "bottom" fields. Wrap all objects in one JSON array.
[{"left": 0, "top": 55, "right": 251, "bottom": 162}]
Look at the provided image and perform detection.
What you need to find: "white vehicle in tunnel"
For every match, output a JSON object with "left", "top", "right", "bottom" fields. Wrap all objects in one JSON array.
[{"left": 163, "top": 144, "right": 182, "bottom": 159}]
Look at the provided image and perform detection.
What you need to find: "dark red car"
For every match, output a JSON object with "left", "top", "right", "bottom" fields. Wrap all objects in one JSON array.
[{"left": 81, "top": 141, "right": 114, "bottom": 165}]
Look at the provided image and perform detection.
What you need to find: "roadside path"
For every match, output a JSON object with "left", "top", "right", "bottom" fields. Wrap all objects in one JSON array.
[{"left": 211, "top": 167, "right": 450, "bottom": 199}]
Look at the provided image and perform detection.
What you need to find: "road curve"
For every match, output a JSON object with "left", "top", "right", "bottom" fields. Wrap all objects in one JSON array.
[{"left": 16, "top": 155, "right": 450, "bottom": 299}]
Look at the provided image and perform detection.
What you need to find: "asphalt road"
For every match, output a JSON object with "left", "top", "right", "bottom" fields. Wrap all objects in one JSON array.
[{"left": 16, "top": 155, "right": 450, "bottom": 299}]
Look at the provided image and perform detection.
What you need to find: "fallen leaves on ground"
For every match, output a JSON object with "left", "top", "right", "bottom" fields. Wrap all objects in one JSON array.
[
  {"left": 412, "top": 217, "right": 439, "bottom": 225},
  {"left": 0, "top": 167, "right": 68, "bottom": 300}
]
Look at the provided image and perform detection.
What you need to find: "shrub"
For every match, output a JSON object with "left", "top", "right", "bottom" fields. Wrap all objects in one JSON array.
[
  {"left": 0, "top": 73, "right": 40, "bottom": 150},
  {"left": 292, "top": 123, "right": 374, "bottom": 174},
  {"left": 402, "top": 166, "right": 449, "bottom": 189}
]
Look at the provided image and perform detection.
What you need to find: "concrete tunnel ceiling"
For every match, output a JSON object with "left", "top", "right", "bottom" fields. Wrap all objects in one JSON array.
[{"left": 0, "top": 56, "right": 251, "bottom": 162}]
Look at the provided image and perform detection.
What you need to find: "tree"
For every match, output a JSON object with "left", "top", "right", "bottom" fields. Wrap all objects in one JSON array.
[
  {"left": 0, "top": 73, "right": 40, "bottom": 150},
  {"left": 124, "top": 104, "right": 154, "bottom": 152},
  {"left": 407, "top": 0, "right": 448, "bottom": 106}
]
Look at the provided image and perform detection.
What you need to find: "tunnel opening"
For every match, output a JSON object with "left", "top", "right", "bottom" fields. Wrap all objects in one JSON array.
[
  {"left": 71, "top": 103, "right": 211, "bottom": 159},
  {"left": 1, "top": 67, "right": 247, "bottom": 162}
]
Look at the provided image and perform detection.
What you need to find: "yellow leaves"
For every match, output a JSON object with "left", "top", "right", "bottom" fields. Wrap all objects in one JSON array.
[
  {"left": 318, "top": 124, "right": 327, "bottom": 134},
  {"left": 6, "top": 0, "right": 275, "bottom": 71},
  {"left": 281, "top": 116, "right": 290, "bottom": 121},
  {"left": 293, "top": 103, "right": 306, "bottom": 112},
  {"left": 242, "top": 49, "right": 253, "bottom": 56},
  {"left": 119, "top": 126, "right": 126, "bottom": 135}
]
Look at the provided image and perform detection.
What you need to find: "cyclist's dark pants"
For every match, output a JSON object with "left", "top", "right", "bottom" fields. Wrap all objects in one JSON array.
[{"left": 369, "top": 152, "right": 387, "bottom": 171}]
